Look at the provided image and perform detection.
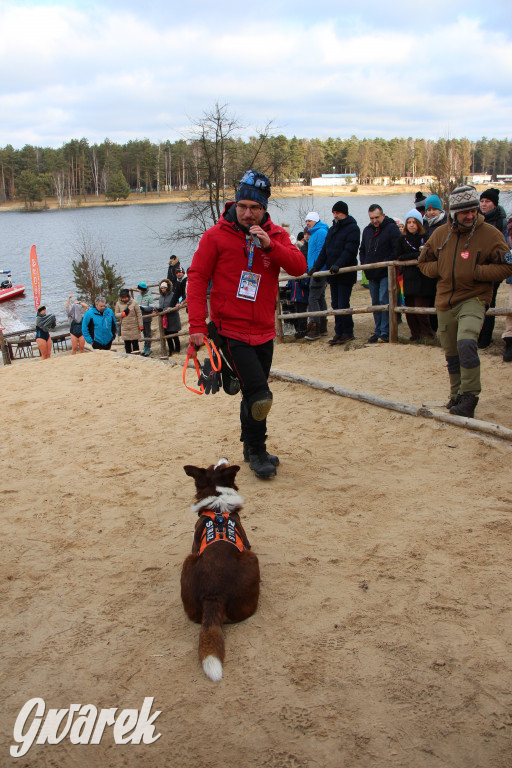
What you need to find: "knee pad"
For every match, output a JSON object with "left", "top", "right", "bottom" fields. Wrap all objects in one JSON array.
[
  {"left": 457, "top": 338, "right": 480, "bottom": 369},
  {"left": 250, "top": 392, "right": 273, "bottom": 422},
  {"left": 445, "top": 354, "right": 460, "bottom": 375}
]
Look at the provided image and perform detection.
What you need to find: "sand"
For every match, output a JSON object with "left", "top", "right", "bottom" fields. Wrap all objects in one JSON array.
[{"left": 1, "top": 304, "right": 512, "bottom": 768}]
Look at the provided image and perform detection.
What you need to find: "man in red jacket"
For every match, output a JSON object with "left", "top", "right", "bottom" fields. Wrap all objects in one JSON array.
[{"left": 187, "top": 170, "right": 307, "bottom": 479}]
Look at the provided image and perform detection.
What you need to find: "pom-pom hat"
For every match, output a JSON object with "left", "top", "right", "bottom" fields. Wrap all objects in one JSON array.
[{"left": 235, "top": 170, "right": 271, "bottom": 209}]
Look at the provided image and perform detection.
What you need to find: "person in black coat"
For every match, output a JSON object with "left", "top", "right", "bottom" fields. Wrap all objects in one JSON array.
[
  {"left": 396, "top": 210, "right": 437, "bottom": 341},
  {"left": 478, "top": 188, "right": 508, "bottom": 349},
  {"left": 359, "top": 204, "right": 401, "bottom": 343},
  {"left": 310, "top": 201, "right": 360, "bottom": 344}
]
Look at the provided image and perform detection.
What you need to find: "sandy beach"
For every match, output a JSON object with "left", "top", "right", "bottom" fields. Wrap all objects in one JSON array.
[
  {"left": 1, "top": 295, "right": 512, "bottom": 767},
  {"left": 2, "top": 183, "right": 511, "bottom": 213}
]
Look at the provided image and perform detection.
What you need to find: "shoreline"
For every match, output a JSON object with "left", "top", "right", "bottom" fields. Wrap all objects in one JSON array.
[{"left": 3, "top": 183, "right": 510, "bottom": 213}]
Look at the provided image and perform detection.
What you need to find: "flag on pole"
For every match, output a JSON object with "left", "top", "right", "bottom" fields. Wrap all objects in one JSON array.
[{"left": 30, "top": 245, "right": 41, "bottom": 309}]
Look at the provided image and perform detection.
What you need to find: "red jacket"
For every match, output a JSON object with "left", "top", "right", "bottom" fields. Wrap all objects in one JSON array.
[{"left": 187, "top": 203, "right": 307, "bottom": 344}]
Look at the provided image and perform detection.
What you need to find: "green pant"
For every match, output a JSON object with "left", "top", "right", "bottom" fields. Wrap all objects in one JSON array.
[{"left": 437, "top": 297, "right": 486, "bottom": 397}]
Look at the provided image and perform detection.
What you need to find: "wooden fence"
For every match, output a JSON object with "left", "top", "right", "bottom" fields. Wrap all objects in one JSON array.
[{"left": 276, "top": 260, "right": 512, "bottom": 343}]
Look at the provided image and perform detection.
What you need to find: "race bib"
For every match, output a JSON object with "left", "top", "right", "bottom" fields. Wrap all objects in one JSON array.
[{"left": 237, "top": 270, "right": 261, "bottom": 301}]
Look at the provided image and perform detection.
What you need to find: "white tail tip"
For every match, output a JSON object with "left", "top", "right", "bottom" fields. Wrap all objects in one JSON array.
[{"left": 202, "top": 655, "right": 223, "bottom": 682}]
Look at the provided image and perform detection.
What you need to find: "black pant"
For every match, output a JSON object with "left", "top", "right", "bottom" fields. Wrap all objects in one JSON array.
[
  {"left": 124, "top": 339, "right": 140, "bottom": 353},
  {"left": 478, "top": 281, "right": 501, "bottom": 344},
  {"left": 92, "top": 340, "right": 113, "bottom": 350},
  {"left": 221, "top": 338, "right": 274, "bottom": 446},
  {"left": 166, "top": 335, "right": 181, "bottom": 355}
]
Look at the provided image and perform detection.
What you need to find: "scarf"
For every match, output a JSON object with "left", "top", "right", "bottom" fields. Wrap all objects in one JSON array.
[{"left": 36, "top": 313, "right": 56, "bottom": 332}]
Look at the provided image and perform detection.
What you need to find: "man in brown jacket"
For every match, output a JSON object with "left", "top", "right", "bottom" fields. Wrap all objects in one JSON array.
[{"left": 419, "top": 185, "right": 512, "bottom": 418}]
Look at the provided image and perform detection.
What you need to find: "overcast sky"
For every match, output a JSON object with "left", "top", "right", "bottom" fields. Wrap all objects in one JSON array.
[{"left": 1, "top": 0, "right": 512, "bottom": 149}]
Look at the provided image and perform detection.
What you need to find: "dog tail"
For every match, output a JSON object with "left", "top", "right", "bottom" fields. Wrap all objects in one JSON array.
[{"left": 199, "top": 599, "right": 225, "bottom": 682}]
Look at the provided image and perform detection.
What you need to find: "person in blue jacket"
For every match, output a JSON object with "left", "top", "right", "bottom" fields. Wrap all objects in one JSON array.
[
  {"left": 310, "top": 200, "right": 360, "bottom": 345},
  {"left": 359, "top": 204, "right": 401, "bottom": 343},
  {"left": 82, "top": 296, "right": 117, "bottom": 350},
  {"left": 304, "top": 212, "right": 329, "bottom": 340}
]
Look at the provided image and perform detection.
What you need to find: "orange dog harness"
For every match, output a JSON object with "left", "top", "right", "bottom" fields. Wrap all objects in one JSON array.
[{"left": 197, "top": 511, "right": 245, "bottom": 555}]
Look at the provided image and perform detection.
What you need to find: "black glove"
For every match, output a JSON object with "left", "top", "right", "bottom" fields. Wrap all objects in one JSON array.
[
  {"left": 122, "top": 306, "right": 130, "bottom": 316},
  {"left": 329, "top": 265, "right": 340, "bottom": 274},
  {"left": 198, "top": 357, "right": 221, "bottom": 394},
  {"left": 307, "top": 268, "right": 315, "bottom": 277}
]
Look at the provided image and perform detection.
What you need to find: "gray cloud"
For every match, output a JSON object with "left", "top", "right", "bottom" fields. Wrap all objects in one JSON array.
[{"left": 0, "top": 0, "right": 511, "bottom": 147}]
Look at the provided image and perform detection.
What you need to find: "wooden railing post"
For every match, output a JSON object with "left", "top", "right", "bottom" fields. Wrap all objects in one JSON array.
[
  {"left": 0, "top": 328, "right": 12, "bottom": 365},
  {"left": 388, "top": 264, "right": 398, "bottom": 343},
  {"left": 158, "top": 314, "right": 167, "bottom": 356}
]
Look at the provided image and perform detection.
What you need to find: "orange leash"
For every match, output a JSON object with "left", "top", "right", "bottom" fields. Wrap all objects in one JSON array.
[{"left": 183, "top": 336, "right": 222, "bottom": 395}]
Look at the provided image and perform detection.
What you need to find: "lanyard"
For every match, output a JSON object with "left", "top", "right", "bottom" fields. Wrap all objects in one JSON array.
[{"left": 245, "top": 236, "right": 255, "bottom": 272}]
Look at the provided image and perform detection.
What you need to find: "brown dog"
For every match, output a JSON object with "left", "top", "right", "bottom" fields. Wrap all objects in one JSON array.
[{"left": 181, "top": 458, "right": 260, "bottom": 682}]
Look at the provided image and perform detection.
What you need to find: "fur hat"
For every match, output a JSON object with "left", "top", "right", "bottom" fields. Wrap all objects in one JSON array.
[
  {"left": 424, "top": 194, "right": 443, "bottom": 212},
  {"left": 449, "top": 185, "right": 480, "bottom": 215},
  {"left": 332, "top": 201, "right": 349, "bottom": 215},
  {"left": 480, "top": 188, "right": 499, "bottom": 207},
  {"left": 235, "top": 170, "right": 271, "bottom": 209}
]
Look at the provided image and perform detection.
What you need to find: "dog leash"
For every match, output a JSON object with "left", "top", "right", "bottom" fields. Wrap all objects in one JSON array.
[{"left": 183, "top": 336, "right": 222, "bottom": 395}]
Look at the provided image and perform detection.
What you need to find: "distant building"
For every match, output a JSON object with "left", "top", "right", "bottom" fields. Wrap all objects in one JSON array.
[
  {"left": 466, "top": 174, "right": 492, "bottom": 185},
  {"left": 311, "top": 174, "right": 357, "bottom": 186}
]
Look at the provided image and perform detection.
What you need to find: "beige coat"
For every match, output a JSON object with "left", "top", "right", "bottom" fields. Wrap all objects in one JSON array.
[{"left": 115, "top": 298, "right": 143, "bottom": 341}]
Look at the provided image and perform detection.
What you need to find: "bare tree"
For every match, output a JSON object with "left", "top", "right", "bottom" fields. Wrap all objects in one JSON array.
[{"left": 165, "top": 103, "right": 273, "bottom": 247}]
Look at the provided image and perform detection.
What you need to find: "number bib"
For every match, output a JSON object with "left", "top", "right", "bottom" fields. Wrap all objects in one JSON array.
[{"left": 237, "top": 270, "right": 261, "bottom": 301}]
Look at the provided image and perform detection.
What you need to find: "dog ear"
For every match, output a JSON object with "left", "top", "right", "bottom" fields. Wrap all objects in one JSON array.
[
  {"left": 184, "top": 465, "right": 203, "bottom": 479},
  {"left": 217, "top": 464, "right": 240, "bottom": 488}
]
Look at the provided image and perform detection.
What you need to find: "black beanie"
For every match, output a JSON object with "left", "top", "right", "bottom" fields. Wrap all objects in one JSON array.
[
  {"left": 332, "top": 200, "right": 348, "bottom": 215},
  {"left": 480, "top": 188, "right": 499, "bottom": 207}
]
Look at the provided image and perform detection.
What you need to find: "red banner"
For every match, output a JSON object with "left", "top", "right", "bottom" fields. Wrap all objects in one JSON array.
[{"left": 30, "top": 245, "right": 41, "bottom": 309}]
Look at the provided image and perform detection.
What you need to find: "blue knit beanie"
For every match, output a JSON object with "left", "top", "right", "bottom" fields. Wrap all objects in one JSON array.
[
  {"left": 424, "top": 194, "right": 442, "bottom": 212},
  {"left": 404, "top": 209, "right": 423, "bottom": 226},
  {"left": 235, "top": 170, "right": 271, "bottom": 209}
]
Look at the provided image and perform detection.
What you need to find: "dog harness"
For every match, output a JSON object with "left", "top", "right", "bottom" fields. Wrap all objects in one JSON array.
[{"left": 197, "top": 510, "right": 245, "bottom": 555}]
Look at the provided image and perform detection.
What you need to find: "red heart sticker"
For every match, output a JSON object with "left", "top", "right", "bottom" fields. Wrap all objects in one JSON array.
[{"left": 461, "top": 251, "right": 469, "bottom": 259}]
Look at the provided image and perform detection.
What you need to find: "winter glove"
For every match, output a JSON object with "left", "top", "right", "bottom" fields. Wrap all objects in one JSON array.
[
  {"left": 307, "top": 268, "right": 315, "bottom": 277},
  {"left": 329, "top": 265, "right": 340, "bottom": 274},
  {"left": 122, "top": 306, "right": 130, "bottom": 317},
  {"left": 198, "top": 357, "right": 221, "bottom": 394}
]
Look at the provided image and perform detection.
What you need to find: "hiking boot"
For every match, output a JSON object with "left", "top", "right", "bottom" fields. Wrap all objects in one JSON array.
[
  {"left": 339, "top": 334, "right": 355, "bottom": 343},
  {"left": 328, "top": 334, "right": 343, "bottom": 345},
  {"left": 446, "top": 394, "right": 461, "bottom": 410},
  {"left": 449, "top": 393, "right": 479, "bottom": 418},
  {"left": 319, "top": 318, "right": 328, "bottom": 336},
  {"left": 305, "top": 323, "right": 320, "bottom": 341},
  {"left": 367, "top": 334, "right": 379, "bottom": 344},
  {"left": 243, "top": 443, "right": 279, "bottom": 467},
  {"left": 247, "top": 446, "right": 277, "bottom": 479},
  {"left": 294, "top": 331, "right": 307, "bottom": 339},
  {"left": 503, "top": 338, "right": 512, "bottom": 363}
]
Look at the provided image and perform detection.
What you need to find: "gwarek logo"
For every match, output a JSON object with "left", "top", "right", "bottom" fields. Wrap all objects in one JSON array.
[{"left": 11, "top": 697, "right": 161, "bottom": 758}]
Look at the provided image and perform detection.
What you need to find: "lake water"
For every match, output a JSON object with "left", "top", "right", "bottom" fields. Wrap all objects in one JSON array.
[{"left": 1, "top": 191, "right": 511, "bottom": 333}]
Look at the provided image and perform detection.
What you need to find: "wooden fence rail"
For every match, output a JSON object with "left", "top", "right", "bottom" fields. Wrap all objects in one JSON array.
[{"left": 276, "top": 260, "right": 512, "bottom": 343}]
